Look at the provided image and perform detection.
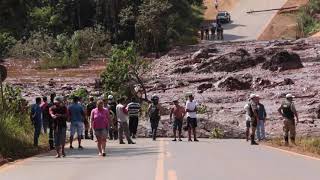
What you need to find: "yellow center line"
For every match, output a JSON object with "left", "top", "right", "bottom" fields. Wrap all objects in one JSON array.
[
  {"left": 168, "top": 170, "right": 178, "bottom": 180},
  {"left": 263, "top": 145, "right": 320, "bottom": 161},
  {"left": 155, "top": 139, "right": 165, "bottom": 180}
]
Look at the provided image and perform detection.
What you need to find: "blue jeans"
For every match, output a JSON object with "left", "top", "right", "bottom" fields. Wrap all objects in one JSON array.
[
  {"left": 34, "top": 122, "right": 42, "bottom": 146},
  {"left": 256, "top": 120, "right": 265, "bottom": 140}
]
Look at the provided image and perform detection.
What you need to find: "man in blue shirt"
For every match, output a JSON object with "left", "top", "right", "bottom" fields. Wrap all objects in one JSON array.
[
  {"left": 68, "top": 96, "right": 85, "bottom": 149},
  {"left": 30, "top": 97, "right": 42, "bottom": 147},
  {"left": 256, "top": 96, "right": 267, "bottom": 141}
]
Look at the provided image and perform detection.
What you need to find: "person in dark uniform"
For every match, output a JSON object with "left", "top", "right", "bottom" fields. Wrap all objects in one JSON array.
[
  {"left": 244, "top": 94, "right": 259, "bottom": 145},
  {"left": 210, "top": 22, "right": 217, "bottom": 40},
  {"left": 205, "top": 26, "right": 210, "bottom": 40},
  {"left": 278, "top": 94, "right": 299, "bottom": 146},
  {"left": 86, "top": 96, "right": 96, "bottom": 140},
  {"left": 48, "top": 93, "right": 56, "bottom": 150},
  {"left": 200, "top": 26, "right": 204, "bottom": 40},
  {"left": 148, "top": 95, "right": 161, "bottom": 141}
]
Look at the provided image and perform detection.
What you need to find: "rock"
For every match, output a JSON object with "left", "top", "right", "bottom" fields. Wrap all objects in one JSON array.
[
  {"left": 197, "top": 83, "right": 213, "bottom": 93},
  {"left": 217, "top": 74, "right": 253, "bottom": 91},
  {"left": 172, "top": 66, "right": 193, "bottom": 74},
  {"left": 61, "top": 84, "right": 73, "bottom": 90},
  {"left": 262, "top": 51, "right": 304, "bottom": 71},
  {"left": 197, "top": 49, "right": 266, "bottom": 73},
  {"left": 283, "top": 78, "right": 294, "bottom": 85},
  {"left": 191, "top": 48, "right": 210, "bottom": 60},
  {"left": 252, "top": 77, "right": 271, "bottom": 88}
]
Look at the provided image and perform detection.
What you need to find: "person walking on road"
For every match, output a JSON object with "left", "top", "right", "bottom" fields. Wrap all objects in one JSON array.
[
  {"left": 41, "top": 96, "right": 50, "bottom": 134},
  {"left": 117, "top": 97, "right": 135, "bottom": 144},
  {"left": 185, "top": 93, "right": 199, "bottom": 142},
  {"left": 214, "top": 0, "right": 219, "bottom": 10},
  {"left": 68, "top": 96, "right": 85, "bottom": 149},
  {"left": 244, "top": 94, "right": 259, "bottom": 145},
  {"left": 90, "top": 100, "right": 110, "bottom": 156},
  {"left": 278, "top": 94, "right": 299, "bottom": 146},
  {"left": 48, "top": 93, "right": 56, "bottom": 150},
  {"left": 107, "top": 95, "right": 118, "bottom": 140},
  {"left": 50, "top": 97, "right": 68, "bottom": 158},
  {"left": 128, "top": 97, "right": 141, "bottom": 139},
  {"left": 30, "top": 97, "right": 42, "bottom": 147},
  {"left": 256, "top": 97, "right": 267, "bottom": 141},
  {"left": 217, "top": 22, "right": 224, "bottom": 40},
  {"left": 148, "top": 95, "right": 161, "bottom": 141},
  {"left": 170, "top": 99, "right": 186, "bottom": 141},
  {"left": 211, "top": 22, "right": 217, "bottom": 40},
  {"left": 87, "top": 96, "right": 96, "bottom": 140}
]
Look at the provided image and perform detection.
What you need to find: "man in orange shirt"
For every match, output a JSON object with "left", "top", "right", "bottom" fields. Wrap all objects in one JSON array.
[{"left": 170, "top": 99, "right": 186, "bottom": 141}]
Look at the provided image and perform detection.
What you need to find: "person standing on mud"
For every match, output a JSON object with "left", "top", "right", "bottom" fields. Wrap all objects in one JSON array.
[
  {"left": 50, "top": 97, "right": 68, "bottom": 158},
  {"left": 170, "top": 99, "right": 186, "bottom": 141},
  {"left": 205, "top": 26, "right": 210, "bottom": 40},
  {"left": 211, "top": 22, "right": 217, "bottom": 40},
  {"left": 86, "top": 96, "right": 96, "bottom": 140},
  {"left": 107, "top": 95, "right": 118, "bottom": 140},
  {"left": 278, "top": 94, "right": 299, "bottom": 146},
  {"left": 217, "top": 22, "right": 224, "bottom": 40},
  {"left": 185, "top": 93, "right": 199, "bottom": 142},
  {"left": 30, "top": 97, "right": 42, "bottom": 147},
  {"left": 256, "top": 96, "right": 267, "bottom": 141},
  {"left": 148, "top": 95, "right": 161, "bottom": 141},
  {"left": 128, "top": 97, "right": 141, "bottom": 139},
  {"left": 68, "top": 96, "right": 85, "bottom": 149},
  {"left": 41, "top": 96, "right": 50, "bottom": 134},
  {"left": 116, "top": 97, "right": 135, "bottom": 144},
  {"left": 48, "top": 93, "right": 56, "bottom": 150},
  {"left": 200, "top": 26, "right": 204, "bottom": 40},
  {"left": 244, "top": 94, "right": 259, "bottom": 145}
]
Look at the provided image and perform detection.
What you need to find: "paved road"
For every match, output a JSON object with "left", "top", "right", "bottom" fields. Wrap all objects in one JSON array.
[
  {"left": 206, "top": 0, "right": 288, "bottom": 41},
  {"left": 1, "top": 139, "right": 320, "bottom": 180}
]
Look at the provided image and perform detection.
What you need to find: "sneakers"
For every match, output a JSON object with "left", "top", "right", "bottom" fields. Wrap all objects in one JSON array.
[
  {"left": 78, "top": 145, "right": 83, "bottom": 149},
  {"left": 70, "top": 145, "right": 74, "bottom": 149},
  {"left": 128, "top": 141, "right": 136, "bottom": 144},
  {"left": 194, "top": 139, "right": 199, "bottom": 142},
  {"left": 172, "top": 139, "right": 177, "bottom": 141},
  {"left": 179, "top": 139, "right": 182, "bottom": 141},
  {"left": 251, "top": 141, "right": 259, "bottom": 145},
  {"left": 102, "top": 152, "right": 106, "bottom": 157},
  {"left": 120, "top": 141, "right": 125, "bottom": 144}
]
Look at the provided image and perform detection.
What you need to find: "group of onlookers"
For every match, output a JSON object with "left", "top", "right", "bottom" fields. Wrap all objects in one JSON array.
[
  {"left": 200, "top": 21, "right": 224, "bottom": 41},
  {"left": 245, "top": 93, "right": 299, "bottom": 146}
]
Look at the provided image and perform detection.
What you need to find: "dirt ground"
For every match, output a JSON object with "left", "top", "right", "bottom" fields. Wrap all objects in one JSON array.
[
  {"left": 258, "top": 0, "right": 309, "bottom": 40},
  {"left": 203, "top": 0, "right": 239, "bottom": 20},
  {"left": 312, "top": 31, "right": 320, "bottom": 37}
]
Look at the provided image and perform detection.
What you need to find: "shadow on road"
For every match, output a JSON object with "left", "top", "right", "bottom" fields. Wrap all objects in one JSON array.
[
  {"left": 223, "top": 23, "right": 246, "bottom": 30},
  {"left": 224, "top": 34, "right": 247, "bottom": 41}
]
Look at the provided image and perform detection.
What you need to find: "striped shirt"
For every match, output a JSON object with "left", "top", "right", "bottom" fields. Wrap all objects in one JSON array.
[{"left": 127, "top": 102, "right": 141, "bottom": 117}]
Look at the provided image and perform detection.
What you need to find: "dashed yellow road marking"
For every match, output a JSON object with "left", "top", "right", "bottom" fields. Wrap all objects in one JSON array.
[
  {"left": 155, "top": 139, "right": 165, "bottom": 180},
  {"left": 263, "top": 145, "right": 320, "bottom": 161},
  {"left": 168, "top": 170, "right": 178, "bottom": 180}
]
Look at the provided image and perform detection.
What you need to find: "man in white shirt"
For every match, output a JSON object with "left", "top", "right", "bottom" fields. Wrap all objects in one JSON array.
[
  {"left": 185, "top": 93, "right": 199, "bottom": 142},
  {"left": 116, "top": 97, "right": 135, "bottom": 144}
]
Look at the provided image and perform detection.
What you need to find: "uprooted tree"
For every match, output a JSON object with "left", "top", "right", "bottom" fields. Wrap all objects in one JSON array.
[{"left": 101, "top": 42, "right": 149, "bottom": 100}]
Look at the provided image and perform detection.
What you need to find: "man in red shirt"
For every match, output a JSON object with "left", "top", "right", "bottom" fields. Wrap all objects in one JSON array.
[{"left": 170, "top": 99, "right": 186, "bottom": 141}]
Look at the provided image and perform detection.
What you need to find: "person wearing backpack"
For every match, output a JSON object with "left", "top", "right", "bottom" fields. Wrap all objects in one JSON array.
[
  {"left": 244, "top": 94, "right": 259, "bottom": 145},
  {"left": 148, "top": 95, "right": 161, "bottom": 141},
  {"left": 278, "top": 94, "right": 299, "bottom": 146}
]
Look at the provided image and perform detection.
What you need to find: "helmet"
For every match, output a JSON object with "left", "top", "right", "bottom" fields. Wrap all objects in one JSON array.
[
  {"left": 108, "top": 95, "right": 114, "bottom": 100},
  {"left": 151, "top": 95, "right": 159, "bottom": 101},
  {"left": 286, "top": 94, "right": 295, "bottom": 99}
]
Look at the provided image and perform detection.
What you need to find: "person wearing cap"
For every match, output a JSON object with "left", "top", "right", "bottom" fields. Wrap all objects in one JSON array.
[
  {"left": 50, "top": 96, "right": 68, "bottom": 158},
  {"left": 244, "top": 94, "right": 259, "bottom": 145},
  {"left": 185, "top": 93, "right": 199, "bottom": 142},
  {"left": 278, "top": 94, "right": 299, "bottom": 146},
  {"left": 107, "top": 95, "right": 118, "bottom": 140},
  {"left": 30, "top": 97, "right": 42, "bottom": 147},
  {"left": 148, "top": 95, "right": 161, "bottom": 141},
  {"left": 256, "top": 96, "right": 267, "bottom": 141},
  {"left": 170, "top": 99, "right": 186, "bottom": 141}
]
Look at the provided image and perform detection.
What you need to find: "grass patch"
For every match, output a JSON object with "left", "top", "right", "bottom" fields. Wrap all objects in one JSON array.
[
  {"left": 298, "top": 0, "right": 320, "bottom": 36},
  {"left": 266, "top": 137, "right": 320, "bottom": 157}
]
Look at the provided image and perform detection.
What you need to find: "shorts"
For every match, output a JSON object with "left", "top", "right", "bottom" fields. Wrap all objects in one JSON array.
[
  {"left": 94, "top": 128, "right": 108, "bottom": 138},
  {"left": 187, "top": 117, "right": 197, "bottom": 128},
  {"left": 70, "top": 121, "right": 84, "bottom": 137},
  {"left": 173, "top": 118, "right": 183, "bottom": 131},
  {"left": 55, "top": 127, "right": 66, "bottom": 147}
]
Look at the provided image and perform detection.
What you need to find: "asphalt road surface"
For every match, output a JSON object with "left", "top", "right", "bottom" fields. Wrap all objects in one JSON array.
[
  {"left": 218, "top": 0, "right": 288, "bottom": 41},
  {"left": 1, "top": 139, "right": 320, "bottom": 180}
]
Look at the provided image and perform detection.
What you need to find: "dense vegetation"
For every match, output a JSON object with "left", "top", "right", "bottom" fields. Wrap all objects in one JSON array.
[
  {"left": 298, "top": 0, "right": 320, "bottom": 36},
  {"left": 0, "top": 0, "right": 203, "bottom": 67},
  {"left": 0, "top": 85, "right": 47, "bottom": 159}
]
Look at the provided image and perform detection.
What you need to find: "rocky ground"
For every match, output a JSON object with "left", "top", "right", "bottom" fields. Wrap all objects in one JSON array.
[
  {"left": 2, "top": 38, "right": 320, "bottom": 139},
  {"left": 142, "top": 37, "right": 320, "bottom": 138}
]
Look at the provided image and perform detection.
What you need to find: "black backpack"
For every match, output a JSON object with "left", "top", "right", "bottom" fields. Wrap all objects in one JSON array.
[{"left": 149, "top": 104, "right": 160, "bottom": 119}]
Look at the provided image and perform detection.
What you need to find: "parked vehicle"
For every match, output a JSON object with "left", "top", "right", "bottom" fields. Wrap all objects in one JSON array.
[{"left": 216, "top": 11, "right": 231, "bottom": 23}]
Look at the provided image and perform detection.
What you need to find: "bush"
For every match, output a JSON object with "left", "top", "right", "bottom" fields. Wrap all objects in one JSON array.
[
  {"left": 0, "top": 84, "right": 47, "bottom": 159},
  {"left": 297, "top": 0, "right": 320, "bottom": 36},
  {"left": 0, "top": 32, "right": 16, "bottom": 59},
  {"left": 9, "top": 27, "right": 111, "bottom": 69}
]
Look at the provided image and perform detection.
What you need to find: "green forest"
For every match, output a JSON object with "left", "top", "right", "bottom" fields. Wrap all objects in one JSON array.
[{"left": 0, "top": 0, "right": 204, "bottom": 67}]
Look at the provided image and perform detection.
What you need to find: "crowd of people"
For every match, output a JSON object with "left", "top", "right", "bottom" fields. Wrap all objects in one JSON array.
[
  {"left": 200, "top": 21, "right": 224, "bottom": 41},
  {"left": 30, "top": 92, "right": 200, "bottom": 158},
  {"left": 30, "top": 91, "right": 299, "bottom": 158}
]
